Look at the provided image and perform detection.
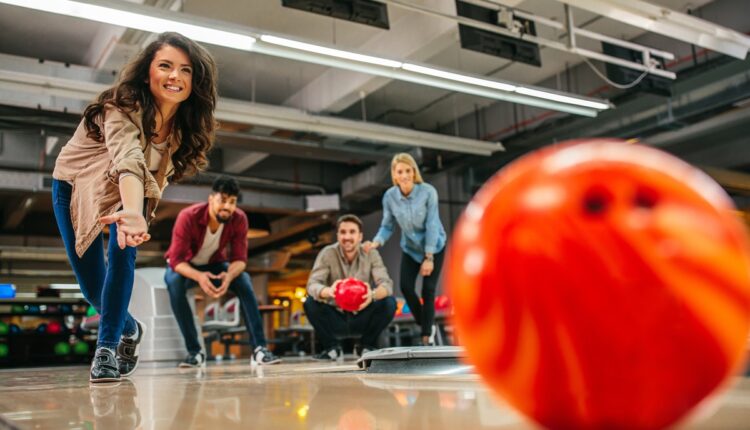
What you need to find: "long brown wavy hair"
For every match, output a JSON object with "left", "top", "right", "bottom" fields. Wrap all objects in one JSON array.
[{"left": 83, "top": 32, "right": 218, "bottom": 182}]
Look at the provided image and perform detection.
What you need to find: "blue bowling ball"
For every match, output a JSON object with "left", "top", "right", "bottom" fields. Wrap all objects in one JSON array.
[{"left": 402, "top": 303, "right": 411, "bottom": 315}]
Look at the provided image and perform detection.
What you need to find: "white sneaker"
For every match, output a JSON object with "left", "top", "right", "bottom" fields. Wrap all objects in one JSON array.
[
  {"left": 253, "top": 346, "right": 281, "bottom": 365},
  {"left": 178, "top": 351, "right": 206, "bottom": 368},
  {"left": 427, "top": 324, "right": 438, "bottom": 346},
  {"left": 313, "top": 346, "right": 343, "bottom": 361}
]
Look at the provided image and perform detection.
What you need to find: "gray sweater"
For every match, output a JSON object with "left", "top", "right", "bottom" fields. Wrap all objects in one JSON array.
[{"left": 306, "top": 243, "right": 394, "bottom": 307}]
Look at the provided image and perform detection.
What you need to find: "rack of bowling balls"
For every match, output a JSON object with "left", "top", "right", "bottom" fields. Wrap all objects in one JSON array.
[{"left": 0, "top": 300, "right": 96, "bottom": 367}]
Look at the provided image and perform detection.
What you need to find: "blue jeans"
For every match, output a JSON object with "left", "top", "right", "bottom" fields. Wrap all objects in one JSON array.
[
  {"left": 52, "top": 179, "right": 138, "bottom": 349},
  {"left": 165, "top": 263, "right": 267, "bottom": 355}
]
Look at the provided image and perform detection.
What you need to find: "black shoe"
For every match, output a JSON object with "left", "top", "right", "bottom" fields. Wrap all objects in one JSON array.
[
  {"left": 178, "top": 351, "right": 206, "bottom": 368},
  {"left": 312, "top": 346, "right": 343, "bottom": 361},
  {"left": 90, "top": 347, "right": 121, "bottom": 383},
  {"left": 117, "top": 319, "right": 145, "bottom": 377},
  {"left": 355, "top": 345, "right": 377, "bottom": 358},
  {"left": 253, "top": 346, "right": 281, "bottom": 365}
]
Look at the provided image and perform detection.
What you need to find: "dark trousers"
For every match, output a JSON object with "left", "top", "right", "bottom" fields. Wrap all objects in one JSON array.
[
  {"left": 303, "top": 296, "right": 397, "bottom": 350},
  {"left": 400, "top": 250, "right": 445, "bottom": 336},
  {"left": 52, "top": 179, "right": 138, "bottom": 349},
  {"left": 164, "top": 263, "right": 267, "bottom": 355}
]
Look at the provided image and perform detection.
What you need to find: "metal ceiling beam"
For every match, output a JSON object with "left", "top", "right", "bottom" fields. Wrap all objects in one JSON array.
[
  {"left": 216, "top": 130, "right": 389, "bottom": 164},
  {"left": 285, "top": 3, "right": 458, "bottom": 113},
  {"left": 248, "top": 214, "right": 333, "bottom": 249},
  {"left": 553, "top": 0, "right": 750, "bottom": 60},
  {"left": 0, "top": 168, "right": 312, "bottom": 213},
  {"left": 222, "top": 150, "right": 269, "bottom": 174},
  {"left": 500, "top": 57, "right": 750, "bottom": 151},
  {"left": 0, "top": 68, "right": 503, "bottom": 156},
  {"left": 376, "top": 0, "right": 675, "bottom": 79}
]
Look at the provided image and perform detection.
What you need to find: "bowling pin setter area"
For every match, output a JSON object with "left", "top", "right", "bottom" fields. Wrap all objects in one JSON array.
[{"left": 3, "top": 0, "right": 750, "bottom": 428}]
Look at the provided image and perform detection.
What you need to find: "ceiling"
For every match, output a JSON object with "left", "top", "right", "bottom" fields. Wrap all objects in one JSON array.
[{"left": 1, "top": 0, "right": 748, "bottom": 287}]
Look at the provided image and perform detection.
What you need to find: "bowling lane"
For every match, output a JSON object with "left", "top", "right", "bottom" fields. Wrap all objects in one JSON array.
[{"left": 0, "top": 360, "right": 749, "bottom": 429}]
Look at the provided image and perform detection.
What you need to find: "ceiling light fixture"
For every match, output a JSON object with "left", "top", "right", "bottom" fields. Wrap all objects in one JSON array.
[
  {"left": 0, "top": 0, "right": 257, "bottom": 51},
  {"left": 0, "top": 0, "right": 612, "bottom": 117},
  {"left": 260, "top": 35, "right": 403, "bottom": 68}
]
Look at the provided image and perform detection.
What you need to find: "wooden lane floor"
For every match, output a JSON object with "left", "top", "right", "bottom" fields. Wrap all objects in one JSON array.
[{"left": 0, "top": 359, "right": 748, "bottom": 429}]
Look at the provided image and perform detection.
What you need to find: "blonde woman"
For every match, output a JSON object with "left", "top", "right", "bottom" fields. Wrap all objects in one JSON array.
[{"left": 363, "top": 153, "right": 447, "bottom": 346}]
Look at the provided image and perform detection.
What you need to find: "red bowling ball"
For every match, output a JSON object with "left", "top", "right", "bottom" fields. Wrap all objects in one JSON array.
[
  {"left": 335, "top": 277, "right": 369, "bottom": 312},
  {"left": 46, "top": 321, "right": 63, "bottom": 335},
  {"left": 447, "top": 139, "right": 750, "bottom": 429}
]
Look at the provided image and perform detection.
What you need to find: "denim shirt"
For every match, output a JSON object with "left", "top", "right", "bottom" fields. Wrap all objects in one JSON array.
[{"left": 373, "top": 183, "right": 447, "bottom": 263}]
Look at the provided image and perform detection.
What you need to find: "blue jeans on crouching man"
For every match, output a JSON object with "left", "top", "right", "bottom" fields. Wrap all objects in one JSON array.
[{"left": 164, "top": 262, "right": 267, "bottom": 355}]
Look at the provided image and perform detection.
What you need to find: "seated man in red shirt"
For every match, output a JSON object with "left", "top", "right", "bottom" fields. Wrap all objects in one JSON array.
[{"left": 164, "top": 176, "right": 280, "bottom": 367}]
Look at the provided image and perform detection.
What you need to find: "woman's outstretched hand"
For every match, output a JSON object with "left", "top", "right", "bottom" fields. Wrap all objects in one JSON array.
[{"left": 99, "top": 210, "right": 150, "bottom": 249}]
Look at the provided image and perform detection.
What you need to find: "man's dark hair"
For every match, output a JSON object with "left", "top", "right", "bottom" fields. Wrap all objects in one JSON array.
[
  {"left": 336, "top": 214, "right": 363, "bottom": 232},
  {"left": 211, "top": 176, "right": 240, "bottom": 197}
]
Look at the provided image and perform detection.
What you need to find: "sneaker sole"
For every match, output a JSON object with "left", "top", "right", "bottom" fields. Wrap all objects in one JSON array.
[
  {"left": 178, "top": 357, "right": 207, "bottom": 369},
  {"left": 89, "top": 377, "right": 121, "bottom": 383},
  {"left": 177, "top": 362, "right": 206, "bottom": 369},
  {"left": 257, "top": 358, "right": 282, "bottom": 365}
]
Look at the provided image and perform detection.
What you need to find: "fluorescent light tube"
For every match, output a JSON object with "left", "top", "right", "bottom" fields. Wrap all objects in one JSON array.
[
  {"left": 515, "top": 87, "right": 612, "bottom": 110},
  {"left": 261, "top": 35, "right": 403, "bottom": 68},
  {"left": 0, "top": 0, "right": 256, "bottom": 51},
  {"left": 402, "top": 63, "right": 517, "bottom": 92}
]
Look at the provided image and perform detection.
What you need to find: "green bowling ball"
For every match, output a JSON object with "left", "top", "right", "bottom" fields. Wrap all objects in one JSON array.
[
  {"left": 0, "top": 343, "right": 8, "bottom": 358},
  {"left": 0, "top": 322, "right": 8, "bottom": 336},
  {"left": 72, "top": 341, "right": 89, "bottom": 355},
  {"left": 53, "top": 342, "right": 71, "bottom": 356}
]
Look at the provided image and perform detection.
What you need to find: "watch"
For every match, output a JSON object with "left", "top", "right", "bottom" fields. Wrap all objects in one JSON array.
[{"left": 424, "top": 254, "right": 434, "bottom": 262}]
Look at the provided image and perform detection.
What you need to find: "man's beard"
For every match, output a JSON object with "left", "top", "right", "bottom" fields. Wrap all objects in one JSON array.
[{"left": 216, "top": 212, "right": 231, "bottom": 224}]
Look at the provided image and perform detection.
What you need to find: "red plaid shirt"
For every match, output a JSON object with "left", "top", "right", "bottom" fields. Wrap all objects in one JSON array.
[{"left": 164, "top": 203, "right": 248, "bottom": 270}]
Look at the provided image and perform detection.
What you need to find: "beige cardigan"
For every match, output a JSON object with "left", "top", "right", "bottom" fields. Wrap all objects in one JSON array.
[{"left": 53, "top": 105, "right": 176, "bottom": 257}]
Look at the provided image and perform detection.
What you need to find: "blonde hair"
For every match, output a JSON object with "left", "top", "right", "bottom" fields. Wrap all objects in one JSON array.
[{"left": 390, "top": 153, "right": 424, "bottom": 186}]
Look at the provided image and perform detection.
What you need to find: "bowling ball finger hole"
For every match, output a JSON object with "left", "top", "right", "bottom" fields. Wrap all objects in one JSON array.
[
  {"left": 633, "top": 187, "right": 659, "bottom": 209},
  {"left": 582, "top": 187, "right": 613, "bottom": 215}
]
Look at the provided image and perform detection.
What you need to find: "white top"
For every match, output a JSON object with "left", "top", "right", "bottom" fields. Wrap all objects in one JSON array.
[
  {"left": 190, "top": 224, "right": 224, "bottom": 265},
  {"left": 148, "top": 139, "right": 169, "bottom": 172}
]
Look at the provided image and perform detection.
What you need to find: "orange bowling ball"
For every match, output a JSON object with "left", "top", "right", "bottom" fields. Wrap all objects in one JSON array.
[{"left": 447, "top": 139, "right": 750, "bottom": 429}]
